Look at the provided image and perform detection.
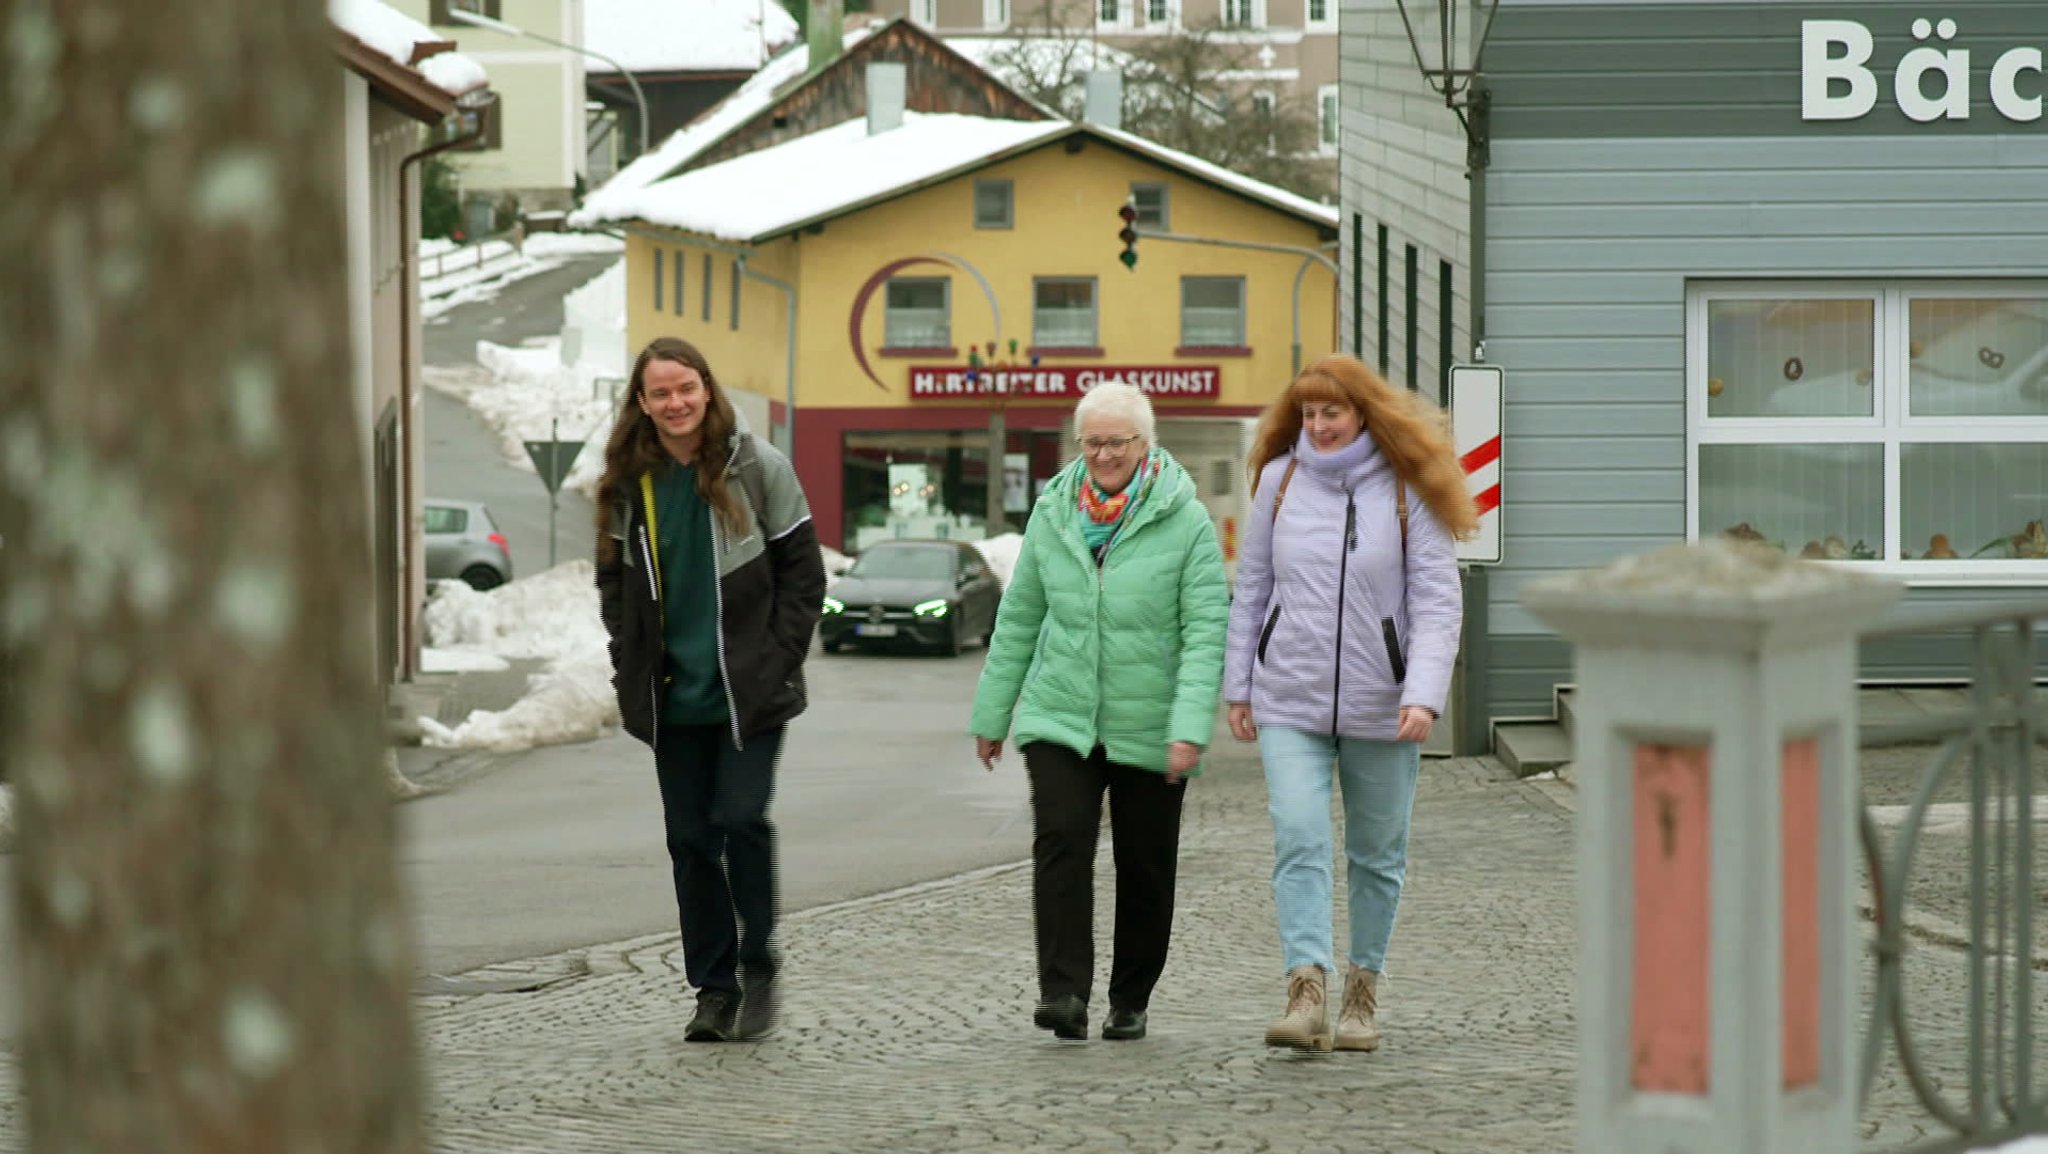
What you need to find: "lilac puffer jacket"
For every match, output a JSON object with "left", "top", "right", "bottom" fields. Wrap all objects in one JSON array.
[{"left": 1224, "top": 430, "right": 1462, "bottom": 741}]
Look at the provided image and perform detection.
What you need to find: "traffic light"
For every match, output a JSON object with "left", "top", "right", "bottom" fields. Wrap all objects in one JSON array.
[{"left": 1117, "top": 200, "right": 1138, "bottom": 270}]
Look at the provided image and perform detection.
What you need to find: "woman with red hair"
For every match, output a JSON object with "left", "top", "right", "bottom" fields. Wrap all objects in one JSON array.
[{"left": 1223, "top": 354, "right": 1477, "bottom": 1053}]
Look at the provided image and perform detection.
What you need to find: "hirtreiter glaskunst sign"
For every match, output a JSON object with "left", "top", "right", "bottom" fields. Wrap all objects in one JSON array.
[{"left": 909, "top": 365, "right": 1221, "bottom": 400}]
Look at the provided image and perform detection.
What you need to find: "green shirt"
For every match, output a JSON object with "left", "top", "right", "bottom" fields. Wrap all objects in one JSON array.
[{"left": 653, "top": 464, "right": 728, "bottom": 725}]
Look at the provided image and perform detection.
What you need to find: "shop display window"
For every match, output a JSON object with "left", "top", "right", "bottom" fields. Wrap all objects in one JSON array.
[
  {"left": 841, "top": 430, "right": 1064, "bottom": 553},
  {"left": 1690, "top": 284, "right": 2048, "bottom": 579}
]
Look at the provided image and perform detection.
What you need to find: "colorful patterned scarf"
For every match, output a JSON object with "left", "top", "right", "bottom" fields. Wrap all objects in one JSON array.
[{"left": 1077, "top": 449, "right": 1161, "bottom": 561}]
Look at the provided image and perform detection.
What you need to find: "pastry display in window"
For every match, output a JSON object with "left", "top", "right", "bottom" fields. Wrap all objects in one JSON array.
[
  {"left": 1921, "top": 534, "right": 1959, "bottom": 560},
  {"left": 1970, "top": 520, "right": 2048, "bottom": 559}
]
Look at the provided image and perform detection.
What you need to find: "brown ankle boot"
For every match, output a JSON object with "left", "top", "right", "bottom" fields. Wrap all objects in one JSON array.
[
  {"left": 1263, "top": 965, "right": 1331, "bottom": 1052},
  {"left": 1333, "top": 965, "right": 1380, "bottom": 1052}
]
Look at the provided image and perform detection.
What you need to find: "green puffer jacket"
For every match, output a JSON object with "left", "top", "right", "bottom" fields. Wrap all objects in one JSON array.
[{"left": 969, "top": 449, "right": 1230, "bottom": 774}]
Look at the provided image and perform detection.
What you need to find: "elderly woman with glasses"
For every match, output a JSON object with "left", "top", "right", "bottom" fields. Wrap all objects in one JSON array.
[{"left": 970, "top": 381, "right": 1230, "bottom": 1043}]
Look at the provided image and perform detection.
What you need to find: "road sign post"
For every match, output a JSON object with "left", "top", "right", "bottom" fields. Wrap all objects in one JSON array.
[{"left": 522, "top": 418, "right": 584, "bottom": 570}]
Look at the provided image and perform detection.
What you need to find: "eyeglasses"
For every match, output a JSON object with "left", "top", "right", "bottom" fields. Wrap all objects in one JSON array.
[{"left": 1078, "top": 434, "right": 1143, "bottom": 456}]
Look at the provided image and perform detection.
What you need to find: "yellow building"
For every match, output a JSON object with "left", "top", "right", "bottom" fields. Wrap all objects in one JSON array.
[{"left": 586, "top": 84, "right": 1339, "bottom": 554}]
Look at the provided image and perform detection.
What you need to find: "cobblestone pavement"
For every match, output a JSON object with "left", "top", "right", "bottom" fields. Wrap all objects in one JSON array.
[{"left": 0, "top": 745, "right": 2030, "bottom": 1152}]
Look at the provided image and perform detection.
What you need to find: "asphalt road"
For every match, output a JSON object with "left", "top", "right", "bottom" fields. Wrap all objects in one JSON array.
[{"left": 396, "top": 644, "right": 1027, "bottom": 979}]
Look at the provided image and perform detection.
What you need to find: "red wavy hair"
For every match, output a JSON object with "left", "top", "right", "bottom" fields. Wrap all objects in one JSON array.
[{"left": 1247, "top": 354, "right": 1479, "bottom": 540}]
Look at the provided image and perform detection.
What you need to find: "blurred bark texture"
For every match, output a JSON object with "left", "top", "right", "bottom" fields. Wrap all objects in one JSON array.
[{"left": 0, "top": 0, "right": 424, "bottom": 1149}]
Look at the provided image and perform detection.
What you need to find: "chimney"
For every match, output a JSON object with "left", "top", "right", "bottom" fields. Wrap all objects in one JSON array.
[
  {"left": 806, "top": 0, "right": 844, "bottom": 76},
  {"left": 867, "top": 61, "right": 906, "bottom": 135},
  {"left": 1083, "top": 69, "right": 1123, "bottom": 131}
]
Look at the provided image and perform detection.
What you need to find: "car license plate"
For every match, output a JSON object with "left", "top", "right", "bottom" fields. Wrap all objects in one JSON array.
[{"left": 855, "top": 624, "right": 898, "bottom": 638}]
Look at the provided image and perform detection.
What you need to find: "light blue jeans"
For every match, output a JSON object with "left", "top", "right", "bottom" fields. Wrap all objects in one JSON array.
[{"left": 1259, "top": 726, "right": 1421, "bottom": 975}]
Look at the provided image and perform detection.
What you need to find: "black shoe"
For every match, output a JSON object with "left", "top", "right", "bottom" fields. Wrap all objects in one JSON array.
[
  {"left": 735, "top": 964, "right": 781, "bottom": 1041},
  {"left": 1102, "top": 1007, "right": 1147, "bottom": 1040},
  {"left": 685, "top": 989, "right": 739, "bottom": 1042},
  {"left": 1033, "top": 994, "right": 1088, "bottom": 1041}
]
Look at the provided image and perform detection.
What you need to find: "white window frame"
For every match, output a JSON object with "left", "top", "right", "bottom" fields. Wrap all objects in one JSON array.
[
  {"left": 1180, "top": 276, "right": 1247, "bottom": 348},
  {"left": 884, "top": 277, "right": 953, "bottom": 350},
  {"left": 984, "top": 0, "right": 1009, "bottom": 28},
  {"left": 1033, "top": 277, "right": 1099, "bottom": 349},
  {"left": 1305, "top": 0, "right": 1335, "bottom": 32},
  {"left": 1130, "top": 180, "right": 1169, "bottom": 229},
  {"left": 974, "top": 178, "right": 1014, "bottom": 229},
  {"left": 1316, "top": 84, "right": 1339, "bottom": 154},
  {"left": 1687, "top": 279, "right": 2048, "bottom": 586},
  {"left": 914, "top": 0, "right": 938, "bottom": 26},
  {"left": 1141, "top": 0, "right": 1175, "bottom": 29},
  {"left": 1221, "top": 0, "right": 1263, "bottom": 30},
  {"left": 1097, "top": 0, "right": 1128, "bottom": 29}
]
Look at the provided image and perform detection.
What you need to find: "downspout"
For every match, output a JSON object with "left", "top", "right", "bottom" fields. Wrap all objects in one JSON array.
[{"left": 396, "top": 101, "right": 489, "bottom": 680}]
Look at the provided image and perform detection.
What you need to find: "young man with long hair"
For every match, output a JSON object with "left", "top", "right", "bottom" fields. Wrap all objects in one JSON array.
[{"left": 595, "top": 337, "right": 826, "bottom": 1042}]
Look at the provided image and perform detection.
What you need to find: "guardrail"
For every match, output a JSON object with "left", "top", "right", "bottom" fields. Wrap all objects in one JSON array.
[{"left": 419, "top": 229, "right": 523, "bottom": 282}]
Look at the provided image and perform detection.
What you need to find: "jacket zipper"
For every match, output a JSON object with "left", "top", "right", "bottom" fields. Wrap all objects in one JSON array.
[
  {"left": 1333, "top": 492, "right": 1356, "bottom": 735},
  {"left": 638, "top": 522, "right": 662, "bottom": 753}
]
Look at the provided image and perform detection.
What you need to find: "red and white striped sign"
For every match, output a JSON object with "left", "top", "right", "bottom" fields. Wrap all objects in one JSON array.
[{"left": 1451, "top": 364, "right": 1503, "bottom": 565}]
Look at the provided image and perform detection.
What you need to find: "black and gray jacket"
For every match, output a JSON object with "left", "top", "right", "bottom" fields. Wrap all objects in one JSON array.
[{"left": 596, "top": 432, "right": 827, "bottom": 749}]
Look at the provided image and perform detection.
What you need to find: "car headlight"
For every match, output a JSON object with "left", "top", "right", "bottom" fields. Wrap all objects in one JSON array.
[
  {"left": 913, "top": 599, "right": 949, "bottom": 618},
  {"left": 823, "top": 596, "right": 844, "bottom": 614}
]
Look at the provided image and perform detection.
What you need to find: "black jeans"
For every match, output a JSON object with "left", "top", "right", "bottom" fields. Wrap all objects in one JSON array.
[
  {"left": 653, "top": 723, "right": 784, "bottom": 994},
  {"left": 1024, "top": 741, "right": 1186, "bottom": 1012}
]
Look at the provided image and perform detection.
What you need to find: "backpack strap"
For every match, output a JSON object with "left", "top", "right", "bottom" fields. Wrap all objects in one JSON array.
[
  {"left": 1396, "top": 479, "right": 1409, "bottom": 553},
  {"left": 1269, "top": 457, "right": 1299, "bottom": 520}
]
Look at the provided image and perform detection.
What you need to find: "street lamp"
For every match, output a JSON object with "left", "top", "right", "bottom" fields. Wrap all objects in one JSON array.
[
  {"left": 445, "top": 7, "right": 650, "bottom": 158},
  {"left": 1389, "top": 0, "right": 1501, "bottom": 167}
]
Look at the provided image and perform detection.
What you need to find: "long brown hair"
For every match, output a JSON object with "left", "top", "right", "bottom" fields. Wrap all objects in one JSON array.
[
  {"left": 1248, "top": 354, "right": 1480, "bottom": 540},
  {"left": 595, "top": 337, "right": 747, "bottom": 562}
]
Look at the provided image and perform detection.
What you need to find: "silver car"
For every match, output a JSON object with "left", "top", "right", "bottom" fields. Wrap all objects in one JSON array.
[{"left": 425, "top": 498, "right": 512, "bottom": 590}]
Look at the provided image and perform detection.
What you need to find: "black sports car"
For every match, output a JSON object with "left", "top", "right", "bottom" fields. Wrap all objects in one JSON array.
[{"left": 820, "top": 539, "right": 1002, "bottom": 656}]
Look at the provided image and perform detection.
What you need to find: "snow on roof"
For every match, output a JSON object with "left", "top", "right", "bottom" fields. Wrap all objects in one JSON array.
[
  {"left": 329, "top": 0, "right": 488, "bottom": 97},
  {"left": 600, "top": 113, "right": 1069, "bottom": 241},
  {"left": 1090, "top": 122, "right": 1338, "bottom": 224},
  {"left": 571, "top": 25, "right": 879, "bottom": 226},
  {"left": 585, "top": 0, "right": 800, "bottom": 74}
]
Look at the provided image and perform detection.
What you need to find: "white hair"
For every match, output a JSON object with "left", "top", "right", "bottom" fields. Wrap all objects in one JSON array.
[{"left": 1074, "top": 380, "right": 1155, "bottom": 443}]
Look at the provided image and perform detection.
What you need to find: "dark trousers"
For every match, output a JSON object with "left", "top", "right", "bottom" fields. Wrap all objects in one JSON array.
[
  {"left": 1024, "top": 741, "right": 1187, "bottom": 1012},
  {"left": 653, "top": 723, "right": 783, "bottom": 994}
]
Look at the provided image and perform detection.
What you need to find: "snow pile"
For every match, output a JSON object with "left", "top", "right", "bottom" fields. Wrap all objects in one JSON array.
[
  {"left": 328, "top": 0, "right": 487, "bottom": 96},
  {"left": 420, "top": 648, "right": 512, "bottom": 673},
  {"left": 561, "top": 256, "right": 630, "bottom": 385},
  {"left": 972, "top": 533, "right": 1024, "bottom": 588},
  {"left": 420, "top": 51, "right": 488, "bottom": 95},
  {"left": 585, "top": 0, "right": 798, "bottom": 73},
  {"left": 417, "top": 563, "right": 617, "bottom": 752},
  {"left": 451, "top": 338, "right": 618, "bottom": 499}
]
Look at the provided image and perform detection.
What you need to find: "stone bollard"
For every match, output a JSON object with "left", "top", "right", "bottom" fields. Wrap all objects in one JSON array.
[{"left": 1522, "top": 539, "right": 1902, "bottom": 1154}]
